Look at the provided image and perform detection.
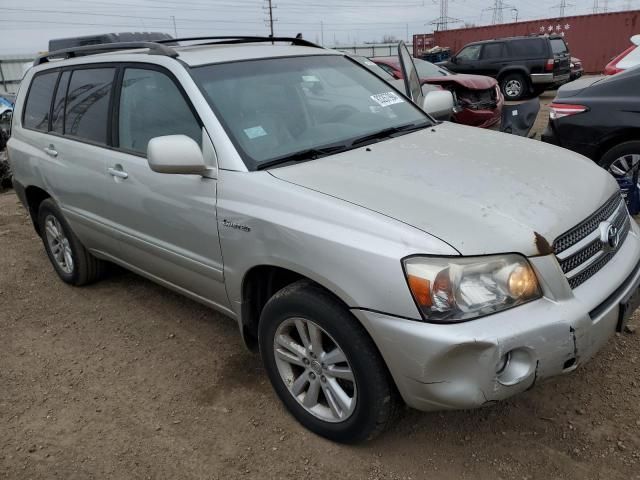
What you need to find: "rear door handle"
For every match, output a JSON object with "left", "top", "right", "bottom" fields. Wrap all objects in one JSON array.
[
  {"left": 108, "top": 166, "right": 129, "bottom": 179},
  {"left": 43, "top": 145, "right": 58, "bottom": 157}
]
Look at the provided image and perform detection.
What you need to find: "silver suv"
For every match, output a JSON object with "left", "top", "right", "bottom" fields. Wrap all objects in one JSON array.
[{"left": 8, "top": 37, "right": 640, "bottom": 443}]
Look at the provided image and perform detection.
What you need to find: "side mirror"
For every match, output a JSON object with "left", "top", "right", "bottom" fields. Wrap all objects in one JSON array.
[
  {"left": 422, "top": 90, "right": 455, "bottom": 121},
  {"left": 147, "top": 135, "right": 213, "bottom": 177},
  {"left": 450, "top": 56, "right": 458, "bottom": 64}
]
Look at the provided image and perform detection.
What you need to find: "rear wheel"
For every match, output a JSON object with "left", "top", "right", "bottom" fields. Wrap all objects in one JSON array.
[
  {"left": 258, "top": 280, "right": 399, "bottom": 443},
  {"left": 501, "top": 73, "right": 528, "bottom": 101},
  {"left": 599, "top": 141, "right": 640, "bottom": 184},
  {"left": 37, "top": 198, "right": 105, "bottom": 286}
]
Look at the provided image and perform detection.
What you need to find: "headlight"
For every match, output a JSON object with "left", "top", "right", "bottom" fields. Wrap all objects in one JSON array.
[
  {"left": 402, "top": 254, "right": 541, "bottom": 323},
  {"left": 570, "top": 62, "right": 575, "bottom": 68}
]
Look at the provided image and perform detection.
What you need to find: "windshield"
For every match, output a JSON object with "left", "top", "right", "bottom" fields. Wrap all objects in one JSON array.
[
  {"left": 191, "top": 55, "right": 429, "bottom": 169},
  {"left": 413, "top": 58, "right": 448, "bottom": 77},
  {"left": 550, "top": 38, "right": 568, "bottom": 55}
]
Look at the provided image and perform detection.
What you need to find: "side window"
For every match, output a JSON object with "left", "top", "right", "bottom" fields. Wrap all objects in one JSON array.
[
  {"left": 51, "top": 71, "right": 70, "bottom": 134},
  {"left": 65, "top": 68, "right": 115, "bottom": 145},
  {"left": 482, "top": 43, "right": 507, "bottom": 60},
  {"left": 509, "top": 39, "right": 547, "bottom": 58},
  {"left": 118, "top": 68, "right": 202, "bottom": 156},
  {"left": 456, "top": 45, "right": 482, "bottom": 62},
  {"left": 23, "top": 72, "right": 58, "bottom": 132},
  {"left": 377, "top": 63, "right": 397, "bottom": 77}
]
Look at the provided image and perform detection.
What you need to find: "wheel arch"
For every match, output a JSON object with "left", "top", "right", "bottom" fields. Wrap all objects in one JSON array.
[
  {"left": 24, "top": 185, "right": 51, "bottom": 235},
  {"left": 596, "top": 129, "right": 640, "bottom": 163},
  {"left": 239, "top": 264, "right": 354, "bottom": 352},
  {"left": 497, "top": 67, "right": 529, "bottom": 83}
]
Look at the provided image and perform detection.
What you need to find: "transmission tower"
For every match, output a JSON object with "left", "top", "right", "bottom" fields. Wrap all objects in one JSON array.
[
  {"left": 592, "top": 0, "right": 599, "bottom": 12},
  {"left": 552, "top": 0, "right": 573, "bottom": 16},
  {"left": 486, "top": 0, "right": 514, "bottom": 25},
  {"left": 429, "top": 0, "right": 462, "bottom": 31}
]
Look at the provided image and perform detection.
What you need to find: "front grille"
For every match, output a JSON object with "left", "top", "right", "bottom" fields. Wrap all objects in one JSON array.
[
  {"left": 553, "top": 193, "right": 631, "bottom": 289},
  {"left": 457, "top": 88, "right": 497, "bottom": 110}
]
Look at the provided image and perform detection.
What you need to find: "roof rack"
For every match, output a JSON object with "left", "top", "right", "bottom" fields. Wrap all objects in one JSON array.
[
  {"left": 34, "top": 41, "right": 178, "bottom": 66},
  {"left": 155, "top": 35, "right": 323, "bottom": 49},
  {"left": 33, "top": 36, "right": 323, "bottom": 67}
]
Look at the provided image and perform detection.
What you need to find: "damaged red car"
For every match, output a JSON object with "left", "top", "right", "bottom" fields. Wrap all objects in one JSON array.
[{"left": 371, "top": 56, "right": 504, "bottom": 128}]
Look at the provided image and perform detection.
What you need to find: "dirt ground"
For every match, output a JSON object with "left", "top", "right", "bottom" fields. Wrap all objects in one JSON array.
[{"left": 2, "top": 92, "right": 640, "bottom": 480}]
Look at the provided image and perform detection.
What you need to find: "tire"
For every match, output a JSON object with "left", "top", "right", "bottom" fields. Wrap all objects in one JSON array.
[
  {"left": 258, "top": 280, "right": 399, "bottom": 443},
  {"left": 598, "top": 141, "right": 640, "bottom": 179},
  {"left": 37, "top": 198, "right": 105, "bottom": 286},
  {"left": 500, "top": 73, "right": 528, "bottom": 101}
]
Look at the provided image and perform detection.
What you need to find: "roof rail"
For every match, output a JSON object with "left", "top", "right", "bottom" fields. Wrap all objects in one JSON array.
[
  {"left": 34, "top": 41, "right": 178, "bottom": 66},
  {"left": 156, "top": 36, "right": 323, "bottom": 49}
]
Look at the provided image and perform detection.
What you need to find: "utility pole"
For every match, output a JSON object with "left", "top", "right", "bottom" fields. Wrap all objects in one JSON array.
[
  {"left": 264, "top": 0, "right": 275, "bottom": 37},
  {"left": 320, "top": 21, "right": 324, "bottom": 46},
  {"left": 170, "top": 15, "right": 177, "bottom": 37},
  {"left": 428, "top": 0, "right": 462, "bottom": 31},
  {"left": 406, "top": 23, "right": 409, "bottom": 43}
]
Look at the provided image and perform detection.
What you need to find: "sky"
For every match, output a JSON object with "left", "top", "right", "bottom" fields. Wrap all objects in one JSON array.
[{"left": 0, "top": 0, "right": 637, "bottom": 54}]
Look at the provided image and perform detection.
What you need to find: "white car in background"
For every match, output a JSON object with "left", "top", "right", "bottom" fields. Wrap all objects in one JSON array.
[{"left": 604, "top": 34, "right": 640, "bottom": 75}]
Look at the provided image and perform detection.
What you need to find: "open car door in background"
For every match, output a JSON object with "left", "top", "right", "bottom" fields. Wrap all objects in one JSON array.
[{"left": 397, "top": 41, "right": 424, "bottom": 108}]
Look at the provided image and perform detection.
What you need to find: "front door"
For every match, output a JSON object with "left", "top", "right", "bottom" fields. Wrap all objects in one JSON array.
[{"left": 103, "top": 65, "right": 228, "bottom": 311}]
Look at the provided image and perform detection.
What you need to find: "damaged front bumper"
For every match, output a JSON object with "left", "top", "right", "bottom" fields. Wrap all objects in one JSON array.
[{"left": 352, "top": 225, "right": 640, "bottom": 411}]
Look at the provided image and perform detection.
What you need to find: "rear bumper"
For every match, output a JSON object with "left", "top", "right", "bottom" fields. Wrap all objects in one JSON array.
[
  {"left": 353, "top": 225, "right": 640, "bottom": 411},
  {"left": 541, "top": 123, "right": 599, "bottom": 160},
  {"left": 531, "top": 72, "right": 570, "bottom": 85}
]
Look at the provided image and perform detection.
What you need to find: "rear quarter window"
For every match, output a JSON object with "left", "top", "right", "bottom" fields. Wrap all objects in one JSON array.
[
  {"left": 508, "top": 39, "right": 548, "bottom": 58},
  {"left": 23, "top": 71, "right": 59, "bottom": 131}
]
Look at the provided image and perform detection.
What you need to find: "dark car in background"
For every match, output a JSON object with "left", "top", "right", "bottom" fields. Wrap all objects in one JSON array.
[
  {"left": 542, "top": 67, "right": 640, "bottom": 183},
  {"left": 372, "top": 56, "right": 503, "bottom": 128},
  {"left": 570, "top": 57, "right": 584, "bottom": 80},
  {"left": 440, "top": 35, "right": 571, "bottom": 101}
]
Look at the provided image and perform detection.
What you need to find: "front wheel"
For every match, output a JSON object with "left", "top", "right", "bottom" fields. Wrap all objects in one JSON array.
[{"left": 258, "top": 280, "right": 399, "bottom": 443}]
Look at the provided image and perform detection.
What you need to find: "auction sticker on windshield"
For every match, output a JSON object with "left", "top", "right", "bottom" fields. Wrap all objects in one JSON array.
[{"left": 370, "top": 92, "right": 404, "bottom": 107}]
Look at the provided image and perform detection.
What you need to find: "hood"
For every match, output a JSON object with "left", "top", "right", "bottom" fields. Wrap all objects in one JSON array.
[
  {"left": 269, "top": 123, "right": 618, "bottom": 256},
  {"left": 423, "top": 73, "right": 497, "bottom": 91},
  {"left": 556, "top": 75, "right": 605, "bottom": 98}
]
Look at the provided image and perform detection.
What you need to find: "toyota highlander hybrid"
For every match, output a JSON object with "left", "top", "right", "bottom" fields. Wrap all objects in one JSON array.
[{"left": 7, "top": 37, "right": 640, "bottom": 443}]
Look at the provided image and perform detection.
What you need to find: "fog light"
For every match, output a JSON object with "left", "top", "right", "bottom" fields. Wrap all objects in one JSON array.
[{"left": 496, "top": 352, "right": 511, "bottom": 374}]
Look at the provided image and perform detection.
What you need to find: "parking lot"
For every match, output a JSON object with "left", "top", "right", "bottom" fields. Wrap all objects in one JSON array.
[{"left": 1, "top": 89, "right": 640, "bottom": 479}]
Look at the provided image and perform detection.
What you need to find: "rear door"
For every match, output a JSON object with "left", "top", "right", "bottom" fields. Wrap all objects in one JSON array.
[
  {"left": 19, "top": 66, "right": 117, "bottom": 252},
  {"left": 101, "top": 64, "right": 228, "bottom": 310},
  {"left": 550, "top": 37, "right": 571, "bottom": 78},
  {"left": 477, "top": 42, "right": 508, "bottom": 77}
]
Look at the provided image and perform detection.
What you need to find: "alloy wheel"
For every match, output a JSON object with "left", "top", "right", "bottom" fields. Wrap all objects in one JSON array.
[
  {"left": 44, "top": 215, "right": 74, "bottom": 274},
  {"left": 505, "top": 79, "right": 522, "bottom": 98},
  {"left": 609, "top": 153, "right": 640, "bottom": 183},
  {"left": 273, "top": 317, "right": 357, "bottom": 423}
]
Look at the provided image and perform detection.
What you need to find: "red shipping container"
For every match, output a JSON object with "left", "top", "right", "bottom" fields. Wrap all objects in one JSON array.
[{"left": 422, "top": 10, "right": 639, "bottom": 74}]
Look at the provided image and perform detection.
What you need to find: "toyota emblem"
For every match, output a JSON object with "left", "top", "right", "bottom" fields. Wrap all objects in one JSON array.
[{"left": 599, "top": 221, "right": 620, "bottom": 252}]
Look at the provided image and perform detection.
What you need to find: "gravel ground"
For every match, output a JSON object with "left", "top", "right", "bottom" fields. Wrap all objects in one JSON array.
[{"left": 3, "top": 88, "right": 640, "bottom": 479}]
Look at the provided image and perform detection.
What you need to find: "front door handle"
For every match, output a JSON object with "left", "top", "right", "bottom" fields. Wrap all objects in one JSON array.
[
  {"left": 108, "top": 165, "right": 129, "bottom": 179},
  {"left": 43, "top": 145, "right": 58, "bottom": 157}
]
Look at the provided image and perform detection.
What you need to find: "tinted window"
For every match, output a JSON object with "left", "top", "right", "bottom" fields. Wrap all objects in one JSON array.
[
  {"left": 509, "top": 39, "right": 547, "bottom": 58},
  {"left": 118, "top": 68, "right": 201, "bottom": 155},
  {"left": 23, "top": 72, "right": 58, "bottom": 131},
  {"left": 51, "top": 71, "right": 70, "bottom": 134},
  {"left": 457, "top": 45, "right": 481, "bottom": 61},
  {"left": 482, "top": 43, "right": 507, "bottom": 60},
  {"left": 65, "top": 68, "right": 115, "bottom": 144},
  {"left": 550, "top": 38, "right": 568, "bottom": 54}
]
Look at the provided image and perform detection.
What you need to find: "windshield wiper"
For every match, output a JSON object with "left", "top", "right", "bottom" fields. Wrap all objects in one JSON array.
[
  {"left": 348, "top": 122, "right": 431, "bottom": 148},
  {"left": 256, "top": 144, "right": 349, "bottom": 170}
]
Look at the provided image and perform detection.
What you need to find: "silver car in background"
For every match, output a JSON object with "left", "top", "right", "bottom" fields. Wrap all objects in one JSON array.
[{"left": 7, "top": 37, "right": 640, "bottom": 443}]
